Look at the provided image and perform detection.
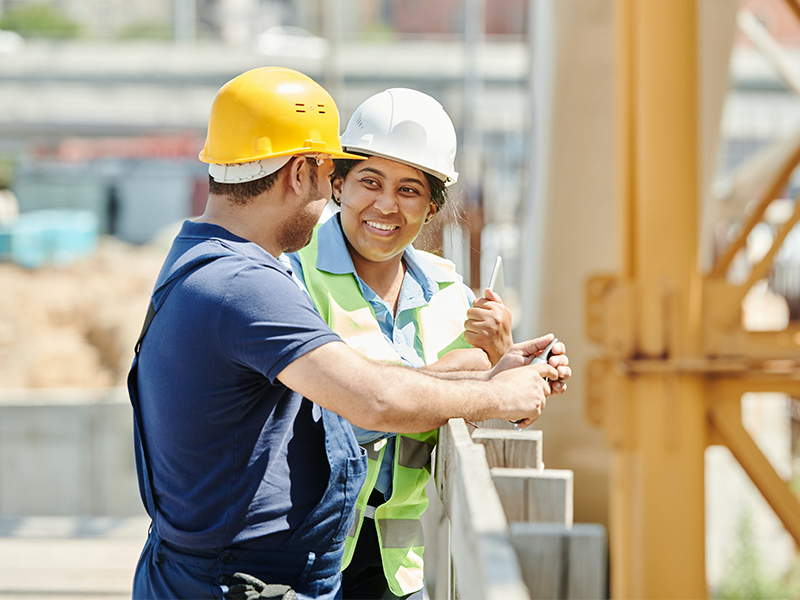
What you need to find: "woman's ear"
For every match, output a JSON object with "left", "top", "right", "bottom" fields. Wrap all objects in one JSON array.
[
  {"left": 425, "top": 202, "right": 438, "bottom": 223},
  {"left": 331, "top": 175, "right": 345, "bottom": 205}
]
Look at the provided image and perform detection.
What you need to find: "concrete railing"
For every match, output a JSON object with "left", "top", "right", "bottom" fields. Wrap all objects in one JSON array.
[{"left": 0, "top": 387, "right": 145, "bottom": 517}]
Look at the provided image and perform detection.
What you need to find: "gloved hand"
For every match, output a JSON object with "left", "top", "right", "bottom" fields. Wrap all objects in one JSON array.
[{"left": 223, "top": 572, "right": 297, "bottom": 600}]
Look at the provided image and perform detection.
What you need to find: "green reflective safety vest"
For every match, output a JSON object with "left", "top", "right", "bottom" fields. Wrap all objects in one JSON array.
[{"left": 296, "top": 224, "right": 473, "bottom": 596}]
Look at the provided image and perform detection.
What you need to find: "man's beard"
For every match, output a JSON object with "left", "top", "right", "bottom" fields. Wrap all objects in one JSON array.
[{"left": 278, "top": 167, "right": 325, "bottom": 253}]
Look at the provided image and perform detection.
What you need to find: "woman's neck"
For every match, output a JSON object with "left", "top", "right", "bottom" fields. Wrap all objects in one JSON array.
[{"left": 347, "top": 246, "right": 405, "bottom": 315}]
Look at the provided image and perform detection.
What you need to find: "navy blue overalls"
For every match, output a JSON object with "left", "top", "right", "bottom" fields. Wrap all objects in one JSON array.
[{"left": 127, "top": 249, "right": 367, "bottom": 600}]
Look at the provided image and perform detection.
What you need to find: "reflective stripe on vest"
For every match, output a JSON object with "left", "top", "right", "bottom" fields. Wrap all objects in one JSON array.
[
  {"left": 397, "top": 436, "right": 434, "bottom": 470},
  {"left": 296, "top": 225, "right": 472, "bottom": 596},
  {"left": 377, "top": 518, "right": 425, "bottom": 549}
]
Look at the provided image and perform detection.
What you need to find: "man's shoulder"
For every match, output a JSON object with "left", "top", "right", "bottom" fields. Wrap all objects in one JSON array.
[
  {"left": 166, "top": 232, "right": 286, "bottom": 280},
  {"left": 154, "top": 235, "right": 299, "bottom": 315}
]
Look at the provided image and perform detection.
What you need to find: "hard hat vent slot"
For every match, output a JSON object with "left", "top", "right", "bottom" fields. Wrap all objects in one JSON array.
[
  {"left": 356, "top": 116, "right": 364, "bottom": 128},
  {"left": 295, "top": 103, "right": 325, "bottom": 114}
]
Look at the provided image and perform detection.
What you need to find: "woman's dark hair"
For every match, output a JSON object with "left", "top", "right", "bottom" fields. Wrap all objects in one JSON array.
[{"left": 332, "top": 158, "right": 449, "bottom": 210}]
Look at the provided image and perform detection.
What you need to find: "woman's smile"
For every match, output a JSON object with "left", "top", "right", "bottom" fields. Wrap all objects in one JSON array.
[
  {"left": 364, "top": 220, "right": 400, "bottom": 233},
  {"left": 336, "top": 156, "right": 436, "bottom": 265}
]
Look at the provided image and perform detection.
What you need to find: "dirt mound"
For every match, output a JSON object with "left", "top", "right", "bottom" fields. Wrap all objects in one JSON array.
[{"left": 0, "top": 237, "right": 167, "bottom": 388}]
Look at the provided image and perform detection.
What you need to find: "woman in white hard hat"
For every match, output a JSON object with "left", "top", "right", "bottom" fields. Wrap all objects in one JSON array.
[{"left": 287, "top": 88, "right": 562, "bottom": 599}]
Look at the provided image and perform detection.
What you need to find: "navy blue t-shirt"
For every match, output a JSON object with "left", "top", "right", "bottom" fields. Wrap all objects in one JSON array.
[{"left": 136, "top": 220, "right": 345, "bottom": 549}]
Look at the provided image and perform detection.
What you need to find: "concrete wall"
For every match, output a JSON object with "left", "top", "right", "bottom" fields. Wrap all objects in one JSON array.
[
  {"left": 520, "top": 0, "right": 616, "bottom": 527},
  {"left": 0, "top": 388, "right": 145, "bottom": 517}
]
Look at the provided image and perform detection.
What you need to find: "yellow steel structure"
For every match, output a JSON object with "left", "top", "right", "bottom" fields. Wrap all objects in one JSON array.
[{"left": 587, "top": 0, "right": 800, "bottom": 597}]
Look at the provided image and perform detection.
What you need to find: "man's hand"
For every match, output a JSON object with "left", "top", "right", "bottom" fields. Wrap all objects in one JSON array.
[
  {"left": 492, "top": 334, "right": 570, "bottom": 383},
  {"left": 488, "top": 334, "right": 571, "bottom": 428},
  {"left": 489, "top": 359, "right": 557, "bottom": 428},
  {"left": 464, "top": 288, "right": 514, "bottom": 366},
  {"left": 223, "top": 573, "right": 297, "bottom": 600}
]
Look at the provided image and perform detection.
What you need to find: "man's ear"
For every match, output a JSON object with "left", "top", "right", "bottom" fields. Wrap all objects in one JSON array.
[
  {"left": 331, "top": 176, "right": 344, "bottom": 205},
  {"left": 285, "top": 156, "right": 307, "bottom": 196}
]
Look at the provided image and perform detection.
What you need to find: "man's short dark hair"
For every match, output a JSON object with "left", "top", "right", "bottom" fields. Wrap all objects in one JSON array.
[
  {"left": 208, "top": 157, "right": 320, "bottom": 205},
  {"left": 332, "top": 158, "right": 449, "bottom": 210},
  {"left": 208, "top": 169, "right": 281, "bottom": 205}
]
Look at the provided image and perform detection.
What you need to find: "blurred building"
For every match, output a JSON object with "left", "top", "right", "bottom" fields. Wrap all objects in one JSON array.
[
  {"left": 391, "top": 0, "right": 525, "bottom": 36},
  {"left": 740, "top": 0, "right": 800, "bottom": 45}
]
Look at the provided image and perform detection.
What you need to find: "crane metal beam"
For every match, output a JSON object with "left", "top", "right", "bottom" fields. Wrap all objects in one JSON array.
[{"left": 588, "top": 1, "right": 800, "bottom": 597}]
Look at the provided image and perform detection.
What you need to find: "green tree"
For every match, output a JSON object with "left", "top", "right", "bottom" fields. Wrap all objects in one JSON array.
[
  {"left": 117, "top": 21, "right": 172, "bottom": 41},
  {"left": 0, "top": 159, "right": 13, "bottom": 190},
  {"left": 0, "top": 3, "right": 80, "bottom": 40},
  {"left": 714, "top": 509, "right": 798, "bottom": 600}
]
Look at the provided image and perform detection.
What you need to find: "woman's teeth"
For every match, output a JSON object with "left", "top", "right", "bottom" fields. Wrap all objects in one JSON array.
[{"left": 366, "top": 221, "right": 398, "bottom": 231}]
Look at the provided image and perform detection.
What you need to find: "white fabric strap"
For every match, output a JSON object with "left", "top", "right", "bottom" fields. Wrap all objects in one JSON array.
[{"left": 208, "top": 155, "right": 293, "bottom": 184}]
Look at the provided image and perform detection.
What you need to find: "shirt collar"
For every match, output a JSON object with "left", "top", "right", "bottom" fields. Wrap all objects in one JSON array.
[{"left": 315, "top": 213, "right": 457, "bottom": 302}]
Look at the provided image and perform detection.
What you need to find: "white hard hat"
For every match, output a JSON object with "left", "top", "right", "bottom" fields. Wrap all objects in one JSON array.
[{"left": 340, "top": 88, "right": 459, "bottom": 186}]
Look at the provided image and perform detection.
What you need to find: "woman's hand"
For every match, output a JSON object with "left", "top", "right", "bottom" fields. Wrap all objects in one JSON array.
[{"left": 464, "top": 288, "right": 513, "bottom": 366}]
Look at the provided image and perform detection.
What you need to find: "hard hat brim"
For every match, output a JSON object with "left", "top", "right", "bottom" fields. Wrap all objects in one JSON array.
[
  {"left": 200, "top": 148, "right": 366, "bottom": 165},
  {"left": 342, "top": 147, "right": 458, "bottom": 186},
  {"left": 330, "top": 149, "right": 368, "bottom": 161}
]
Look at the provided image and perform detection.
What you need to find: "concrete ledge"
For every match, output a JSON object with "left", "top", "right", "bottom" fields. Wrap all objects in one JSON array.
[
  {"left": 0, "top": 387, "right": 145, "bottom": 517},
  {"left": 0, "top": 516, "right": 150, "bottom": 538},
  {"left": 0, "top": 516, "right": 149, "bottom": 599},
  {"left": 0, "top": 387, "right": 128, "bottom": 406}
]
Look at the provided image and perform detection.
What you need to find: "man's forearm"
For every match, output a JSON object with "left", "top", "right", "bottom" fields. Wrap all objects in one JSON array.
[
  {"left": 278, "top": 341, "right": 550, "bottom": 434},
  {"left": 418, "top": 366, "right": 490, "bottom": 380}
]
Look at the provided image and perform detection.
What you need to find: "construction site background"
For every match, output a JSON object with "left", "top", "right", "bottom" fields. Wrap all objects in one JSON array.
[{"left": 1, "top": 0, "right": 800, "bottom": 598}]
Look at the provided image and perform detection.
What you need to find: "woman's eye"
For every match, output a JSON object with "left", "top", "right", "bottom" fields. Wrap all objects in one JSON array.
[
  {"left": 400, "top": 187, "right": 420, "bottom": 195},
  {"left": 361, "top": 178, "right": 378, "bottom": 187}
]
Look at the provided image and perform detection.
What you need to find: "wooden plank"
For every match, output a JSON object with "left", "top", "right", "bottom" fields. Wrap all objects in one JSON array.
[
  {"left": 472, "top": 429, "right": 544, "bottom": 469},
  {"left": 506, "top": 430, "right": 544, "bottom": 469},
  {"left": 474, "top": 418, "right": 516, "bottom": 430},
  {"left": 472, "top": 431, "right": 506, "bottom": 468},
  {"left": 509, "top": 522, "right": 565, "bottom": 599},
  {"left": 437, "top": 419, "right": 531, "bottom": 600},
  {"left": 473, "top": 429, "right": 544, "bottom": 469},
  {"left": 492, "top": 470, "right": 528, "bottom": 522},
  {"left": 491, "top": 468, "right": 573, "bottom": 526},
  {"left": 450, "top": 439, "right": 523, "bottom": 599},
  {"left": 421, "top": 475, "right": 447, "bottom": 599},
  {"left": 434, "top": 508, "right": 451, "bottom": 600},
  {"left": 509, "top": 522, "right": 607, "bottom": 600},
  {"left": 529, "top": 470, "right": 573, "bottom": 526},
  {"left": 566, "top": 524, "right": 607, "bottom": 600}
]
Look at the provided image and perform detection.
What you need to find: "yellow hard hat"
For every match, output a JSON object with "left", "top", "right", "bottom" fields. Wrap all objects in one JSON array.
[{"left": 199, "top": 67, "right": 363, "bottom": 169}]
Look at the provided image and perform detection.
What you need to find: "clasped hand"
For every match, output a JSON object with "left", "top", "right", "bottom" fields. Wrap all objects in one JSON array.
[
  {"left": 489, "top": 333, "right": 571, "bottom": 429},
  {"left": 464, "top": 288, "right": 514, "bottom": 365}
]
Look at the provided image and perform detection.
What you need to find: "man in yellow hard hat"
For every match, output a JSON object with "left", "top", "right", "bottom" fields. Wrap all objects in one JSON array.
[{"left": 128, "top": 67, "right": 570, "bottom": 600}]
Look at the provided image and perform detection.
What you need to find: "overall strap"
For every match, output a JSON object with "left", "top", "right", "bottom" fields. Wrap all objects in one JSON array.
[
  {"left": 128, "top": 300, "right": 159, "bottom": 519},
  {"left": 134, "top": 302, "right": 156, "bottom": 355}
]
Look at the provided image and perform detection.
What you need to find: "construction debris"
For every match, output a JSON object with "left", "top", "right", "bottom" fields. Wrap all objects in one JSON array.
[{"left": 0, "top": 236, "right": 166, "bottom": 389}]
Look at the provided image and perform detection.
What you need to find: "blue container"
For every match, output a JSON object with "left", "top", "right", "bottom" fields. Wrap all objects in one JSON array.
[
  {"left": 0, "top": 225, "right": 10, "bottom": 260},
  {"left": 8, "top": 210, "right": 99, "bottom": 269},
  {"left": 52, "top": 210, "right": 100, "bottom": 265}
]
